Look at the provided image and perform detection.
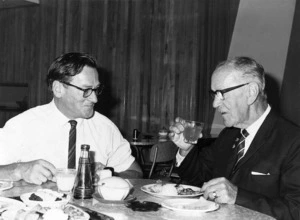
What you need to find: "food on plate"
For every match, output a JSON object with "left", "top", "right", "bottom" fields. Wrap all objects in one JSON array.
[
  {"left": 28, "top": 189, "right": 66, "bottom": 202},
  {"left": 43, "top": 208, "right": 68, "bottom": 220},
  {"left": 176, "top": 185, "right": 201, "bottom": 195},
  {"left": 64, "top": 204, "right": 89, "bottom": 219},
  {"left": 2, "top": 204, "right": 89, "bottom": 220},
  {"left": 148, "top": 183, "right": 163, "bottom": 193},
  {"left": 148, "top": 183, "right": 201, "bottom": 196},
  {"left": 28, "top": 193, "right": 43, "bottom": 201},
  {"left": 160, "top": 185, "right": 178, "bottom": 196},
  {"left": 20, "top": 189, "right": 70, "bottom": 209}
]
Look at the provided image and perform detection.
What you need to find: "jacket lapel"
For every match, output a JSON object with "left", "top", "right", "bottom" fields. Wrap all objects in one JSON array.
[{"left": 233, "top": 110, "right": 278, "bottom": 171}]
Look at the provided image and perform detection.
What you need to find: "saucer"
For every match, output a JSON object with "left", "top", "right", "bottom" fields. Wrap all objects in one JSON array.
[{"left": 92, "top": 192, "right": 136, "bottom": 205}]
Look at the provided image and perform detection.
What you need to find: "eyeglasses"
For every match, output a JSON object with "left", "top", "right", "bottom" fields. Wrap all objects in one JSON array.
[
  {"left": 60, "top": 81, "right": 104, "bottom": 98},
  {"left": 209, "top": 83, "right": 249, "bottom": 100}
]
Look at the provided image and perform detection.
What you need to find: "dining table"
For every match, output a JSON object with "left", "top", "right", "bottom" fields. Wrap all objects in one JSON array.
[{"left": 0, "top": 178, "right": 275, "bottom": 220}]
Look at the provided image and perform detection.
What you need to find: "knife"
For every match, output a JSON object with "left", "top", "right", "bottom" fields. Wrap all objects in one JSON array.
[{"left": 68, "top": 203, "right": 114, "bottom": 220}]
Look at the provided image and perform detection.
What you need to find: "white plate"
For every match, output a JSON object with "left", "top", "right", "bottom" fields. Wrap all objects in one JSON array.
[
  {"left": 0, "top": 181, "right": 13, "bottom": 191},
  {"left": 20, "top": 190, "right": 70, "bottom": 208},
  {"left": 2, "top": 204, "right": 90, "bottom": 220},
  {"left": 161, "top": 197, "right": 219, "bottom": 213},
  {"left": 141, "top": 183, "right": 202, "bottom": 198},
  {"left": 0, "top": 197, "right": 25, "bottom": 211}
]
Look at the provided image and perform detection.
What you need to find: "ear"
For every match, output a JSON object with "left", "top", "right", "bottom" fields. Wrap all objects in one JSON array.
[
  {"left": 52, "top": 80, "right": 65, "bottom": 98},
  {"left": 247, "top": 82, "right": 259, "bottom": 105}
]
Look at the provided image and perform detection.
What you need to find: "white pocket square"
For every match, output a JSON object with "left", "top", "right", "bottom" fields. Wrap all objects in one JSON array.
[{"left": 251, "top": 171, "right": 270, "bottom": 175}]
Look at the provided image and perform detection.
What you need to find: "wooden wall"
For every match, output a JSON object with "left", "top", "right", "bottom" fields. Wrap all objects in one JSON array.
[{"left": 0, "top": 0, "right": 239, "bottom": 139}]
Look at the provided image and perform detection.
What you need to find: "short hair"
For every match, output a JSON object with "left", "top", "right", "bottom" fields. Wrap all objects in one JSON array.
[
  {"left": 215, "top": 56, "right": 267, "bottom": 101},
  {"left": 46, "top": 52, "right": 98, "bottom": 91}
]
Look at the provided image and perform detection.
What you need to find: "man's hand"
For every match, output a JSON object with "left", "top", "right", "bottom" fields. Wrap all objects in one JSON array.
[
  {"left": 201, "top": 177, "right": 238, "bottom": 204},
  {"left": 14, "top": 160, "right": 56, "bottom": 185},
  {"left": 169, "top": 117, "right": 202, "bottom": 156}
]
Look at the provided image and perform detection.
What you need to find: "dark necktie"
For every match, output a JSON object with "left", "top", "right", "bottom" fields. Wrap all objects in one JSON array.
[
  {"left": 233, "top": 129, "right": 249, "bottom": 170},
  {"left": 68, "top": 120, "right": 77, "bottom": 169}
]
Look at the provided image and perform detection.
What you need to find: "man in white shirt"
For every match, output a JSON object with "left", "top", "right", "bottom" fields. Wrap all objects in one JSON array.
[
  {"left": 0, "top": 52, "right": 142, "bottom": 185},
  {"left": 169, "top": 57, "right": 300, "bottom": 220}
]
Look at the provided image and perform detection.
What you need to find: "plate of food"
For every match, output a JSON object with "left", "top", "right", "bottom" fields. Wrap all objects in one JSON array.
[
  {"left": 0, "top": 197, "right": 26, "bottom": 211},
  {"left": 141, "top": 183, "right": 202, "bottom": 198},
  {"left": 2, "top": 203, "right": 90, "bottom": 220},
  {"left": 0, "top": 181, "right": 13, "bottom": 191},
  {"left": 20, "top": 189, "right": 70, "bottom": 208},
  {"left": 161, "top": 197, "right": 219, "bottom": 213}
]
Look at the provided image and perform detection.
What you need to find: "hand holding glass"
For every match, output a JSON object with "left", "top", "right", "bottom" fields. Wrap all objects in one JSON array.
[
  {"left": 55, "top": 168, "right": 77, "bottom": 194},
  {"left": 183, "top": 120, "right": 204, "bottom": 144}
]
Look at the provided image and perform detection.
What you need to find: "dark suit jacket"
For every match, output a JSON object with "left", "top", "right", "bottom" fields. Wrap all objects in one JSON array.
[{"left": 177, "top": 110, "right": 300, "bottom": 220}]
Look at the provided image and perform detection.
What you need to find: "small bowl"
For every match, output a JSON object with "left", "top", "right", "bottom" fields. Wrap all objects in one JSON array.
[{"left": 97, "top": 177, "right": 131, "bottom": 201}]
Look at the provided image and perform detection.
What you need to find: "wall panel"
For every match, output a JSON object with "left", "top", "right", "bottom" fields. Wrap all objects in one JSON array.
[{"left": 0, "top": 0, "right": 238, "bottom": 139}]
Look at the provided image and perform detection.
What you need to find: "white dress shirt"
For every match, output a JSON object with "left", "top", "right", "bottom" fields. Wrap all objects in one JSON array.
[
  {"left": 176, "top": 105, "right": 271, "bottom": 166},
  {"left": 242, "top": 104, "right": 271, "bottom": 156},
  {"left": 0, "top": 99, "right": 134, "bottom": 172}
]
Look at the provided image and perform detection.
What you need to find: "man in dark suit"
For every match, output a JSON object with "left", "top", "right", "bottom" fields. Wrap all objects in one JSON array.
[{"left": 169, "top": 56, "right": 300, "bottom": 220}]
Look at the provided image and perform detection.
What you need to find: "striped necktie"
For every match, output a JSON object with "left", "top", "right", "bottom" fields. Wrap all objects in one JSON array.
[
  {"left": 233, "top": 129, "right": 249, "bottom": 169},
  {"left": 68, "top": 120, "right": 77, "bottom": 169}
]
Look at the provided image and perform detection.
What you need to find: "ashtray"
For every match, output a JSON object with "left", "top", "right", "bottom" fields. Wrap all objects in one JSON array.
[{"left": 126, "top": 201, "right": 161, "bottom": 211}]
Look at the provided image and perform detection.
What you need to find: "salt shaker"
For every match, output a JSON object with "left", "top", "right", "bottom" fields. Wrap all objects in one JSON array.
[{"left": 132, "top": 129, "right": 139, "bottom": 142}]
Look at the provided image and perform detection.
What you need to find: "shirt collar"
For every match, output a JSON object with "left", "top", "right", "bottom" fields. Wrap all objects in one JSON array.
[
  {"left": 245, "top": 104, "right": 271, "bottom": 137},
  {"left": 50, "top": 99, "right": 84, "bottom": 126}
]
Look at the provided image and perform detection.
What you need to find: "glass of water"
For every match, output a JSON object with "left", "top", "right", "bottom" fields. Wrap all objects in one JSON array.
[{"left": 183, "top": 120, "right": 204, "bottom": 144}]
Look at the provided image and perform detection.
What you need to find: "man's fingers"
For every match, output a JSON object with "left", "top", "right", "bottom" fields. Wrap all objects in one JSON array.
[
  {"left": 21, "top": 160, "right": 56, "bottom": 185},
  {"left": 201, "top": 177, "right": 238, "bottom": 204},
  {"left": 36, "top": 160, "right": 56, "bottom": 180},
  {"left": 201, "top": 177, "right": 223, "bottom": 191},
  {"left": 38, "top": 160, "right": 56, "bottom": 174}
]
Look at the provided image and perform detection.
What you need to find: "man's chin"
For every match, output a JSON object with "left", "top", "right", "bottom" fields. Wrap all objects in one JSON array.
[
  {"left": 222, "top": 119, "right": 233, "bottom": 127},
  {"left": 83, "top": 110, "right": 95, "bottom": 119}
]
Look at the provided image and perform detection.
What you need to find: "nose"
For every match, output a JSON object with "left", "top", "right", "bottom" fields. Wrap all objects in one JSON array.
[
  {"left": 212, "top": 96, "right": 222, "bottom": 108},
  {"left": 88, "top": 90, "right": 98, "bottom": 103}
]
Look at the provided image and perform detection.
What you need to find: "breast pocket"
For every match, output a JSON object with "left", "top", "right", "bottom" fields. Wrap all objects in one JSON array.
[{"left": 249, "top": 172, "right": 280, "bottom": 196}]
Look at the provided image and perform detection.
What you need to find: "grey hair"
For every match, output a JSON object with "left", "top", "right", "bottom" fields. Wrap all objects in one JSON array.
[{"left": 215, "top": 56, "right": 267, "bottom": 101}]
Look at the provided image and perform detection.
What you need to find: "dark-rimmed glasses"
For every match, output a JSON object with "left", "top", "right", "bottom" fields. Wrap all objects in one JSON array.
[
  {"left": 209, "top": 83, "right": 249, "bottom": 100},
  {"left": 60, "top": 81, "right": 104, "bottom": 98}
]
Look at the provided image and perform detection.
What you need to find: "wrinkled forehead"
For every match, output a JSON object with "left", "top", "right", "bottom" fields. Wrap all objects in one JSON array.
[{"left": 211, "top": 66, "right": 243, "bottom": 89}]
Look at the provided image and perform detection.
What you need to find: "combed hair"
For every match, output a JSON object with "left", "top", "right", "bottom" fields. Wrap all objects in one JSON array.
[
  {"left": 46, "top": 52, "right": 98, "bottom": 91},
  {"left": 215, "top": 56, "right": 267, "bottom": 101}
]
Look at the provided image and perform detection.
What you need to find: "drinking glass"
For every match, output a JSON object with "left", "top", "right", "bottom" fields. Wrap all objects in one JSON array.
[
  {"left": 55, "top": 168, "right": 77, "bottom": 194},
  {"left": 183, "top": 120, "right": 204, "bottom": 144}
]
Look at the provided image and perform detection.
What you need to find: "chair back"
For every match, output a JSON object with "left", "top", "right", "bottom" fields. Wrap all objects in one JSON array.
[
  {"left": 149, "top": 141, "right": 178, "bottom": 163},
  {"left": 146, "top": 141, "right": 178, "bottom": 179}
]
